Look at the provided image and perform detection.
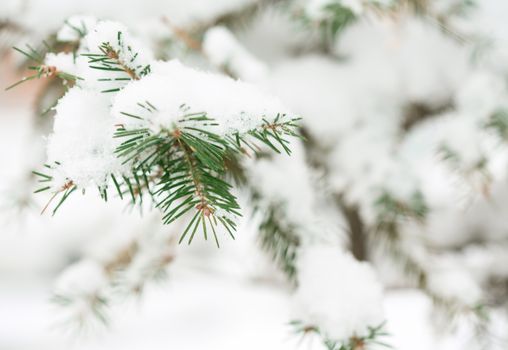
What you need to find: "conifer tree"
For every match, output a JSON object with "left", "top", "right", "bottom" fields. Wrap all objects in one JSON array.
[{"left": 2, "top": 1, "right": 508, "bottom": 349}]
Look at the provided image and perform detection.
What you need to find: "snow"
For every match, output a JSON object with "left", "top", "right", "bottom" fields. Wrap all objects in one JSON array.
[
  {"left": 2, "top": 274, "right": 496, "bottom": 350},
  {"left": 303, "top": 0, "right": 396, "bottom": 20},
  {"left": 304, "top": 0, "right": 363, "bottom": 19},
  {"left": 2, "top": 1, "right": 508, "bottom": 349},
  {"left": 46, "top": 20, "right": 155, "bottom": 91},
  {"left": 292, "top": 245, "right": 384, "bottom": 342},
  {"left": 455, "top": 70, "right": 508, "bottom": 120},
  {"left": 54, "top": 259, "right": 107, "bottom": 298},
  {"left": 263, "top": 55, "right": 365, "bottom": 147},
  {"left": 0, "top": 100, "right": 506, "bottom": 348},
  {"left": 0, "top": 0, "right": 259, "bottom": 46},
  {"left": 111, "top": 213, "right": 176, "bottom": 293},
  {"left": 203, "top": 26, "right": 268, "bottom": 82},
  {"left": 428, "top": 269, "right": 482, "bottom": 306},
  {"left": 51, "top": 259, "right": 109, "bottom": 330},
  {"left": 44, "top": 52, "right": 78, "bottom": 75},
  {"left": 462, "top": 243, "right": 508, "bottom": 283},
  {"left": 57, "top": 15, "right": 98, "bottom": 42},
  {"left": 112, "top": 60, "right": 292, "bottom": 136},
  {"left": 245, "top": 141, "right": 344, "bottom": 246},
  {"left": 83, "top": 20, "right": 154, "bottom": 77},
  {"left": 336, "top": 17, "right": 470, "bottom": 106},
  {"left": 46, "top": 87, "right": 123, "bottom": 188},
  {"left": 263, "top": 21, "right": 463, "bottom": 217},
  {"left": 262, "top": 13, "right": 508, "bottom": 232}
]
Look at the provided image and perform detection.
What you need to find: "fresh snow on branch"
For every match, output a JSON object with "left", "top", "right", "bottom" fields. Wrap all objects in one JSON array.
[
  {"left": 111, "top": 60, "right": 287, "bottom": 135},
  {"left": 203, "top": 26, "right": 268, "bottom": 82},
  {"left": 46, "top": 88, "right": 121, "bottom": 188},
  {"left": 3, "top": 1, "right": 508, "bottom": 347},
  {"left": 293, "top": 245, "right": 384, "bottom": 342}
]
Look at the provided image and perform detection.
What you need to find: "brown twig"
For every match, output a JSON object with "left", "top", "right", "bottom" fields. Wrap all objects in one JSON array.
[
  {"left": 105, "top": 48, "right": 140, "bottom": 80},
  {"left": 161, "top": 16, "right": 203, "bottom": 53},
  {"left": 40, "top": 180, "right": 74, "bottom": 214}
]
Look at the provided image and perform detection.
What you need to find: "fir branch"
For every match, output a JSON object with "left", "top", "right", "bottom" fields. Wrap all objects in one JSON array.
[
  {"left": 83, "top": 32, "right": 151, "bottom": 91},
  {"left": 112, "top": 113, "right": 242, "bottom": 246},
  {"left": 373, "top": 191, "right": 490, "bottom": 328},
  {"left": 231, "top": 115, "right": 303, "bottom": 156},
  {"left": 101, "top": 45, "right": 140, "bottom": 80},
  {"left": 318, "top": 2, "right": 357, "bottom": 41},
  {"left": 373, "top": 191, "right": 430, "bottom": 289},
  {"left": 52, "top": 293, "right": 110, "bottom": 328},
  {"left": 290, "top": 320, "right": 391, "bottom": 350},
  {"left": 109, "top": 105, "right": 300, "bottom": 245},
  {"left": 5, "top": 45, "right": 82, "bottom": 90},
  {"left": 438, "top": 144, "right": 491, "bottom": 195},
  {"left": 33, "top": 166, "right": 77, "bottom": 216},
  {"left": 156, "top": 128, "right": 241, "bottom": 245},
  {"left": 62, "top": 18, "right": 89, "bottom": 39},
  {"left": 293, "top": 1, "right": 358, "bottom": 49},
  {"left": 374, "top": 191, "right": 428, "bottom": 222},
  {"left": 256, "top": 198, "right": 300, "bottom": 280},
  {"left": 486, "top": 108, "right": 508, "bottom": 140},
  {"left": 30, "top": 65, "right": 300, "bottom": 245},
  {"left": 51, "top": 224, "right": 177, "bottom": 328}
]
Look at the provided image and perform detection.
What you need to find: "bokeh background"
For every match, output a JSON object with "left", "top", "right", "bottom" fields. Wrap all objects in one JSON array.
[{"left": 1, "top": 1, "right": 508, "bottom": 349}]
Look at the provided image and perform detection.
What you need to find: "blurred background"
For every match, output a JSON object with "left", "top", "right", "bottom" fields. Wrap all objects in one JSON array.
[{"left": 1, "top": 1, "right": 508, "bottom": 349}]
